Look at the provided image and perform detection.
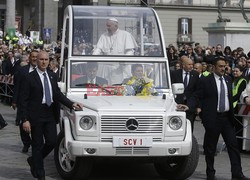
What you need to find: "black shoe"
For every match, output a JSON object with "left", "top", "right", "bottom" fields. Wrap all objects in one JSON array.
[
  {"left": 207, "top": 175, "right": 217, "bottom": 180},
  {"left": 27, "top": 157, "right": 37, "bottom": 178},
  {"left": 38, "top": 176, "right": 45, "bottom": 180},
  {"left": 0, "top": 122, "right": 7, "bottom": 129},
  {"left": 22, "top": 146, "right": 29, "bottom": 153},
  {"left": 207, "top": 177, "right": 217, "bottom": 180},
  {"left": 232, "top": 175, "right": 250, "bottom": 180}
]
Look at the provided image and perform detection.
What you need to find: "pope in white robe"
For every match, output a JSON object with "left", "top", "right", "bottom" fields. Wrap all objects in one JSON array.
[
  {"left": 93, "top": 18, "right": 138, "bottom": 84},
  {"left": 92, "top": 18, "right": 138, "bottom": 56}
]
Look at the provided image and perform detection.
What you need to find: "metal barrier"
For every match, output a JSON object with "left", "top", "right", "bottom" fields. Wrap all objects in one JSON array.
[
  {"left": 0, "top": 75, "right": 14, "bottom": 98},
  {"left": 218, "top": 104, "right": 250, "bottom": 153},
  {"left": 236, "top": 103, "right": 250, "bottom": 151}
]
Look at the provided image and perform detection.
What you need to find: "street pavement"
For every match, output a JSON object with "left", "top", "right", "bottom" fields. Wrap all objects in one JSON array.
[{"left": 0, "top": 102, "right": 250, "bottom": 180}]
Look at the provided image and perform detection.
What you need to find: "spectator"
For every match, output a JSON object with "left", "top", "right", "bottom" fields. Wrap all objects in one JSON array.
[
  {"left": 237, "top": 47, "right": 247, "bottom": 58},
  {"left": 231, "top": 49, "right": 239, "bottom": 68},
  {"left": 243, "top": 58, "right": 250, "bottom": 81},
  {"left": 167, "top": 45, "right": 179, "bottom": 68},
  {"left": 179, "top": 44, "right": 189, "bottom": 57},
  {"left": 186, "top": 47, "right": 195, "bottom": 62},
  {"left": 232, "top": 66, "right": 247, "bottom": 151},
  {"left": 12, "top": 50, "right": 38, "bottom": 153},
  {"left": 49, "top": 59, "right": 59, "bottom": 80},
  {"left": 175, "top": 61, "right": 181, "bottom": 70},
  {"left": 204, "top": 46, "right": 215, "bottom": 64},
  {"left": 2, "top": 50, "right": 17, "bottom": 75},
  {"left": 237, "top": 56, "right": 247, "bottom": 69},
  {"left": 215, "top": 44, "right": 223, "bottom": 56},
  {"left": 194, "top": 45, "right": 205, "bottom": 63},
  {"left": 194, "top": 63, "right": 203, "bottom": 77}
]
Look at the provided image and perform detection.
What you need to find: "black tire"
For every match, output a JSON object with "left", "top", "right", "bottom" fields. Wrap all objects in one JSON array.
[
  {"left": 54, "top": 131, "right": 93, "bottom": 180},
  {"left": 154, "top": 135, "right": 199, "bottom": 180}
]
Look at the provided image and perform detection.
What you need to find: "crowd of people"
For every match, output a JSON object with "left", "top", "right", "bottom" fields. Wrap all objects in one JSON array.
[
  {"left": 0, "top": 30, "right": 61, "bottom": 102},
  {"left": 168, "top": 43, "right": 250, "bottom": 74},
  {"left": 173, "top": 43, "right": 250, "bottom": 180}
]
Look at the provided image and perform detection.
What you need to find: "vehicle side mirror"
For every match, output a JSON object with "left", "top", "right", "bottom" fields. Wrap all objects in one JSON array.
[
  {"left": 58, "top": 82, "right": 66, "bottom": 93},
  {"left": 172, "top": 83, "right": 184, "bottom": 95}
]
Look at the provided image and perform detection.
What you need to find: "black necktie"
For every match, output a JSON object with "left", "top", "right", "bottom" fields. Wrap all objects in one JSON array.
[
  {"left": 43, "top": 73, "right": 52, "bottom": 106},
  {"left": 184, "top": 72, "right": 188, "bottom": 88},
  {"left": 219, "top": 77, "right": 225, "bottom": 112}
]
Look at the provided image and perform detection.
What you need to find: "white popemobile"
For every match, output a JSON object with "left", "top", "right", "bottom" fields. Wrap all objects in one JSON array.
[{"left": 55, "top": 5, "right": 199, "bottom": 180}]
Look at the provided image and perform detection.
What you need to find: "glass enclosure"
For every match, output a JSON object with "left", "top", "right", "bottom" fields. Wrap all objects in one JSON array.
[
  {"left": 72, "top": 6, "right": 163, "bottom": 57},
  {"left": 70, "top": 61, "right": 168, "bottom": 96}
]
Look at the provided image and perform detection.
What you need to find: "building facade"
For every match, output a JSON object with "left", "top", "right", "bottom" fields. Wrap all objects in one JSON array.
[{"left": 110, "top": 0, "right": 250, "bottom": 48}]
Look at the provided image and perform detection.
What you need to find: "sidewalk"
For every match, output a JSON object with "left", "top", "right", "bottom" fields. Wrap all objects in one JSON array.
[{"left": 0, "top": 102, "right": 249, "bottom": 180}]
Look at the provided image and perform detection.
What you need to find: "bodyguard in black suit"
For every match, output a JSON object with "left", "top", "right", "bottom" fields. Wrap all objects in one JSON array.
[
  {"left": 2, "top": 50, "right": 17, "bottom": 75},
  {"left": 21, "top": 51, "right": 83, "bottom": 180},
  {"left": 171, "top": 56, "right": 199, "bottom": 131},
  {"left": 178, "top": 57, "right": 250, "bottom": 180},
  {"left": 12, "top": 50, "right": 38, "bottom": 153},
  {"left": 72, "top": 62, "right": 108, "bottom": 87}
]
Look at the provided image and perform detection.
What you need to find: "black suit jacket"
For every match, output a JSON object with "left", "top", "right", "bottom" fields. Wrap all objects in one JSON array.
[
  {"left": 20, "top": 70, "right": 73, "bottom": 125},
  {"left": 72, "top": 76, "right": 108, "bottom": 87},
  {"left": 2, "top": 58, "right": 18, "bottom": 75},
  {"left": 187, "top": 73, "right": 235, "bottom": 128},
  {"left": 13, "top": 65, "right": 30, "bottom": 105},
  {"left": 171, "top": 69, "right": 199, "bottom": 104}
]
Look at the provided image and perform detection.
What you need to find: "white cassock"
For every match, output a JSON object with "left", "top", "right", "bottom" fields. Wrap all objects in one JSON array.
[
  {"left": 93, "top": 29, "right": 137, "bottom": 84},
  {"left": 240, "top": 81, "right": 250, "bottom": 150},
  {"left": 93, "top": 29, "right": 137, "bottom": 56}
]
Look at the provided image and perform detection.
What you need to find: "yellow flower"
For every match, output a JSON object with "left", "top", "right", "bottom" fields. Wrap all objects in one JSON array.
[{"left": 126, "top": 76, "right": 155, "bottom": 96}]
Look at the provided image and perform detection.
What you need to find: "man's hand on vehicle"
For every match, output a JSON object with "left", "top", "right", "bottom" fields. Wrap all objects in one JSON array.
[
  {"left": 73, "top": 102, "right": 83, "bottom": 111},
  {"left": 176, "top": 104, "right": 189, "bottom": 111}
]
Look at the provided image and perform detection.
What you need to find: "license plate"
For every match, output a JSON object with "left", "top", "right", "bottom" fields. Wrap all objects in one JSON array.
[{"left": 113, "top": 137, "right": 152, "bottom": 147}]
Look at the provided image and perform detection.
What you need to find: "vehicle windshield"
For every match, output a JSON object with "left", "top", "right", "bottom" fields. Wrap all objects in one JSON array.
[
  {"left": 70, "top": 61, "right": 168, "bottom": 96},
  {"left": 72, "top": 6, "right": 163, "bottom": 57}
]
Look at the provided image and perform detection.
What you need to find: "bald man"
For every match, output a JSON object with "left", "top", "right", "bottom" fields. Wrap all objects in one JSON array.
[
  {"left": 93, "top": 18, "right": 138, "bottom": 55},
  {"left": 20, "top": 51, "right": 83, "bottom": 180},
  {"left": 171, "top": 56, "right": 199, "bottom": 132},
  {"left": 194, "top": 63, "right": 203, "bottom": 77}
]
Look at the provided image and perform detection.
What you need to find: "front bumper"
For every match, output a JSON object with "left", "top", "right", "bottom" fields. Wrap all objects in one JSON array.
[{"left": 64, "top": 119, "right": 192, "bottom": 157}]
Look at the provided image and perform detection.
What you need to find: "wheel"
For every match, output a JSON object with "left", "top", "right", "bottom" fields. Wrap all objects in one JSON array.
[
  {"left": 154, "top": 135, "right": 199, "bottom": 180},
  {"left": 54, "top": 131, "right": 93, "bottom": 180}
]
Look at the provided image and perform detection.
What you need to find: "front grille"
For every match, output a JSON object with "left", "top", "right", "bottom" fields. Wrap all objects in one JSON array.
[
  {"left": 101, "top": 115, "right": 163, "bottom": 134},
  {"left": 116, "top": 147, "right": 150, "bottom": 156}
]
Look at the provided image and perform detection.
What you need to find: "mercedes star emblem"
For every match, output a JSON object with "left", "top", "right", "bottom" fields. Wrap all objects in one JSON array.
[{"left": 126, "top": 118, "right": 139, "bottom": 131}]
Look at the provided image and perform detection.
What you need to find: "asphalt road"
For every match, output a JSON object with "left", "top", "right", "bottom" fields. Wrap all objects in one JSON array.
[{"left": 0, "top": 102, "right": 250, "bottom": 180}]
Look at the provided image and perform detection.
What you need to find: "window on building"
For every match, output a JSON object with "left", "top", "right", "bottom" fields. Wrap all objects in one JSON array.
[
  {"left": 177, "top": 0, "right": 193, "bottom": 5},
  {"left": 178, "top": 17, "right": 192, "bottom": 35}
]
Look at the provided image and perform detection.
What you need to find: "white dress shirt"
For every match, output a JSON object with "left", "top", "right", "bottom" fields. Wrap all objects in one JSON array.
[
  {"left": 182, "top": 70, "right": 190, "bottom": 86},
  {"left": 36, "top": 68, "right": 53, "bottom": 104},
  {"left": 29, "top": 64, "right": 36, "bottom": 73}
]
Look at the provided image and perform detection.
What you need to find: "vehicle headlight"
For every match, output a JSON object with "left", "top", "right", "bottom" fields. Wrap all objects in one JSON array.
[
  {"left": 169, "top": 116, "right": 182, "bottom": 130},
  {"left": 79, "top": 116, "right": 94, "bottom": 130}
]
